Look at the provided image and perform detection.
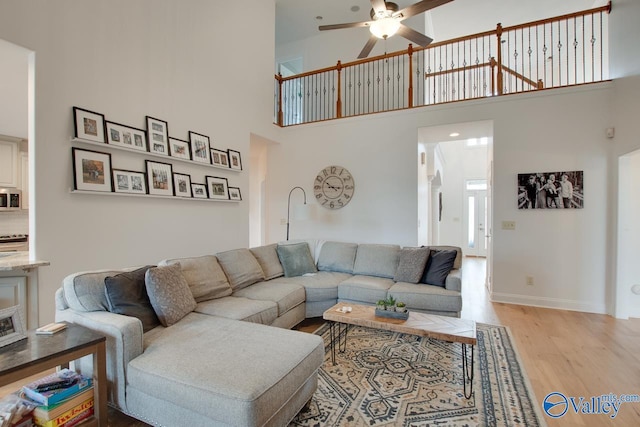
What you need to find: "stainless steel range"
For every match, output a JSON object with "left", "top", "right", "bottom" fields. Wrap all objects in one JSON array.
[{"left": 0, "top": 234, "right": 28, "bottom": 252}]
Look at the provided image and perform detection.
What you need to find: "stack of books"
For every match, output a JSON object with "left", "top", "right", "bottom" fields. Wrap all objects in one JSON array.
[{"left": 21, "top": 369, "right": 94, "bottom": 427}]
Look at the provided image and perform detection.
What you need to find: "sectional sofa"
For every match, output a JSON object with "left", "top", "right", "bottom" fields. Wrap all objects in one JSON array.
[{"left": 54, "top": 240, "right": 463, "bottom": 426}]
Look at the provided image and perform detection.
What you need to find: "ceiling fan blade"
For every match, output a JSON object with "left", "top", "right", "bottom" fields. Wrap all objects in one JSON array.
[
  {"left": 370, "top": 0, "right": 388, "bottom": 16},
  {"left": 396, "top": 24, "right": 433, "bottom": 47},
  {"left": 395, "top": 0, "right": 454, "bottom": 20},
  {"left": 358, "top": 35, "right": 379, "bottom": 59},
  {"left": 319, "top": 21, "right": 371, "bottom": 31}
]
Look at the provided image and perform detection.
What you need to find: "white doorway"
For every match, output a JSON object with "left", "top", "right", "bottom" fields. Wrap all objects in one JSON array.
[{"left": 464, "top": 185, "right": 487, "bottom": 257}]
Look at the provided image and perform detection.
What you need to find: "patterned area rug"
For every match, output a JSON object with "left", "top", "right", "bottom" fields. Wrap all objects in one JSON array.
[{"left": 290, "top": 323, "right": 546, "bottom": 426}]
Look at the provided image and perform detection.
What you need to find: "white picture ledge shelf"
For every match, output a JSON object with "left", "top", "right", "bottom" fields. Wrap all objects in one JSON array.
[
  {"left": 70, "top": 189, "right": 239, "bottom": 202},
  {"left": 71, "top": 137, "right": 241, "bottom": 172}
]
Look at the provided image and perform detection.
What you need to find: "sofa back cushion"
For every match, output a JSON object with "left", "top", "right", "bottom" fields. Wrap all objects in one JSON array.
[
  {"left": 105, "top": 266, "right": 160, "bottom": 332},
  {"left": 353, "top": 244, "right": 400, "bottom": 279},
  {"left": 216, "top": 248, "right": 265, "bottom": 291},
  {"left": 317, "top": 241, "right": 358, "bottom": 274},
  {"left": 276, "top": 242, "right": 318, "bottom": 277},
  {"left": 158, "top": 255, "right": 232, "bottom": 302},
  {"left": 145, "top": 263, "right": 197, "bottom": 327},
  {"left": 62, "top": 267, "right": 148, "bottom": 312},
  {"left": 250, "top": 244, "right": 284, "bottom": 280}
]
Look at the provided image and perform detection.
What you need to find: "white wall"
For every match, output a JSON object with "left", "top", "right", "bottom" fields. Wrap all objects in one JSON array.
[
  {"left": 0, "top": 39, "right": 28, "bottom": 139},
  {"left": 268, "top": 84, "right": 613, "bottom": 314},
  {"left": 0, "top": 0, "right": 276, "bottom": 324}
]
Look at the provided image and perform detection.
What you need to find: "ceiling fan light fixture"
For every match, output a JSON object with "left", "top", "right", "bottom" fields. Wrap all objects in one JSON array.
[{"left": 369, "top": 17, "right": 400, "bottom": 39}]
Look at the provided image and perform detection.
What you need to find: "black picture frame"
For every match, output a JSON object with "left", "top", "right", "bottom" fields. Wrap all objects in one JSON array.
[
  {"left": 173, "top": 173, "right": 192, "bottom": 198},
  {"left": 112, "top": 169, "right": 147, "bottom": 194},
  {"left": 189, "top": 131, "right": 211, "bottom": 164},
  {"left": 211, "top": 148, "right": 230, "bottom": 168},
  {"left": 105, "top": 121, "right": 148, "bottom": 152},
  {"left": 228, "top": 186, "right": 242, "bottom": 201},
  {"left": 146, "top": 116, "right": 169, "bottom": 156},
  {"left": 72, "top": 147, "right": 113, "bottom": 192},
  {"left": 73, "top": 107, "right": 106, "bottom": 143},
  {"left": 227, "top": 149, "right": 243, "bottom": 170},
  {"left": 205, "top": 176, "right": 229, "bottom": 200},
  {"left": 169, "top": 138, "right": 191, "bottom": 160},
  {"left": 191, "top": 183, "right": 208, "bottom": 199},
  {"left": 145, "top": 160, "right": 174, "bottom": 196}
]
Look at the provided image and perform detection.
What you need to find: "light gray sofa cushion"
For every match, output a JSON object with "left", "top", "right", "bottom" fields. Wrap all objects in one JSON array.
[
  {"left": 128, "top": 313, "right": 324, "bottom": 426},
  {"left": 338, "top": 275, "right": 396, "bottom": 304},
  {"left": 250, "top": 244, "right": 284, "bottom": 280},
  {"left": 275, "top": 271, "right": 351, "bottom": 302},
  {"left": 233, "top": 281, "right": 305, "bottom": 317},
  {"left": 388, "top": 282, "right": 462, "bottom": 314},
  {"left": 194, "top": 296, "right": 278, "bottom": 325},
  {"left": 158, "top": 255, "right": 232, "bottom": 302},
  {"left": 394, "top": 246, "right": 431, "bottom": 283},
  {"left": 352, "top": 244, "right": 400, "bottom": 279},
  {"left": 317, "top": 241, "right": 358, "bottom": 274},
  {"left": 145, "top": 264, "right": 197, "bottom": 327},
  {"left": 216, "top": 248, "right": 265, "bottom": 291}
]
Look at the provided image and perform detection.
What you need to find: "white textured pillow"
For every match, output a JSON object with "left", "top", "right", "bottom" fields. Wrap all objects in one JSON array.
[
  {"left": 145, "top": 263, "right": 196, "bottom": 327},
  {"left": 216, "top": 248, "right": 265, "bottom": 290}
]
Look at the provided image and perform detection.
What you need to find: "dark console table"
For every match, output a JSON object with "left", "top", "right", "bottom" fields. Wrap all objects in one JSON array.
[{"left": 0, "top": 323, "right": 107, "bottom": 426}]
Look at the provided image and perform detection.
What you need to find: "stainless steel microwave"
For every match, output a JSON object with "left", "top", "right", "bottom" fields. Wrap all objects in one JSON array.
[{"left": 0, "top": 188, "right": 21, "bottom": 210}]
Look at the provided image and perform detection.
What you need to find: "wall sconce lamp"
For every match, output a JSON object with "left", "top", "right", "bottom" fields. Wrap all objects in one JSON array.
[{"left": 287, "top": 186, "right": 307, "bottom": 241}]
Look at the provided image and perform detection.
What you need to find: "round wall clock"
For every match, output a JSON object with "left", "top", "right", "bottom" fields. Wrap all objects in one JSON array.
[{"left": 313, "top": 165, "right": 355, "bottom": 209}]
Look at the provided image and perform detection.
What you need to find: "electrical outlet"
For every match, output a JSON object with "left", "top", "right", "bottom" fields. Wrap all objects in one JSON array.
[
  {"left": 526, "top": 276, "right": 534, "bottom": 286},
  {"left": 502, "top": 221, "right": 516, "bottom": 230}
]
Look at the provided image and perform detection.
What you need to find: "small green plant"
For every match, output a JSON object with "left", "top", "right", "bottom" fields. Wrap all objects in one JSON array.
[{"left": 396, "top": 302, "right": 407, "bottom": 312}]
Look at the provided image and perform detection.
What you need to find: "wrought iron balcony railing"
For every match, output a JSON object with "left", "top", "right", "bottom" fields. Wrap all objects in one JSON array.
[{"left": 274, "top": 3, "right": 610, "bottom": 127}]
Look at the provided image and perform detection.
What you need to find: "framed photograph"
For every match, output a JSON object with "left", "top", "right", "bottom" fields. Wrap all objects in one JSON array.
[
  {"left": 105, "top": 121, "right": 147, "bottom": 152},
  {"left": 211, "top": 148, "right": 230, "bottom": 167},
  {"left": 169, "top": 138, "right": 191, "bottom": 160},
  {"left": 72, "top": 147, "right": 113, "bottom": 192},
  {"left": 205, "top": 176, "right": 229, "bottom": 200},
  {"left": 73, "top": 107, "right": 106, "bottom": 143},
  {"left": 173, "top": 173, "right": 192, "bottom": 198},
  {"left": 189, "top": 131, "right": 211, "bottom": 164},
  {"left": 517, "top": 170, "right": 584, "bottom": 210},
  {"left": 228, "top": 186, "right": 242, "bottom": 201},
  {"left": 228, "top": 149, "right": 243, "bottom": 171},
  {"left": 191, "top": 183, "right": 208, "bottom": 199},
  {"left": 145, "top": 160, "right": 174, "bottom": 196},
  {"left": 0, "top": 305, "right": 27, "bottom": 349},
  {"left": 112, "top": 169, "right": 147, "bottom": 194},
  {"left": 146, "top": 116, "right": 169, "bottom": 156}
]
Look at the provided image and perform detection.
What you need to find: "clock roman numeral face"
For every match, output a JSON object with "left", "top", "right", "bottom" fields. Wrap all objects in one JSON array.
[{"left": 313, "top": 166, "right": 355, "bottom": 210}]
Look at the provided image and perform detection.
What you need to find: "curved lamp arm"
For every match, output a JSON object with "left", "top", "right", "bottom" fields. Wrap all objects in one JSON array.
[{"left": 287, "top": 186, "right": 307, "bottom": 241}]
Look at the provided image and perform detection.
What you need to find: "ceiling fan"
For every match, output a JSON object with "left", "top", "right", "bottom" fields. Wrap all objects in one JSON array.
[{"left": 319, "top": 0, "right": 453, "bottom": 59}]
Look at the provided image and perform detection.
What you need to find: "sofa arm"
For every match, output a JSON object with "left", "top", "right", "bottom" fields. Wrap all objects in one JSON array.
[
  {"left": 445, "top": 269, "right": 462, "bottom": 293},
  {"left": 55, "top": 306, "right": 144, "bottom": 411}
]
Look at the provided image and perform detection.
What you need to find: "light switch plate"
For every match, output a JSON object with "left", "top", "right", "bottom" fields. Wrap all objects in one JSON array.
[{"left": 502, "top": 221, "right": 516, "bottom": 230}]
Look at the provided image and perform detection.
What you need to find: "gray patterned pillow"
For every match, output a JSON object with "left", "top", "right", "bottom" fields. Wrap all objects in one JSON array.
[
  {"left": 145, "top": 263, "right": 196, "bottom": 327},
  {"left": 393, "top": 247, "right": 430, "bottom": 283}
]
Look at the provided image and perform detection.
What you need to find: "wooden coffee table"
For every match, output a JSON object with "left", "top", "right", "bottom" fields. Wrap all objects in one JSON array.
[{"left": 323, "top": 302, "right": 477, "bottom": 398}]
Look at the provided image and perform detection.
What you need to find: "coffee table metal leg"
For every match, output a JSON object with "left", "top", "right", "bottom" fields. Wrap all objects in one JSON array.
[
  {"left": 329, "top": 322, "right": 349, "bottom": 365},
  {"left": 462, "top": 343, "right": 474, "bottom": 399}
]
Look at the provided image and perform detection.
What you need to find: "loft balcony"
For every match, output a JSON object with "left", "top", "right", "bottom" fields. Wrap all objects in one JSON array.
[{"left": 274, "top": 3, "right": 610, "bottom": 127}]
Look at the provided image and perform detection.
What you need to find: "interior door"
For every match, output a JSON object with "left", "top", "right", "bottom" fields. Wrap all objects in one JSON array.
[{"left": 464, "top": 188, "right": 487, "bottom": 257}]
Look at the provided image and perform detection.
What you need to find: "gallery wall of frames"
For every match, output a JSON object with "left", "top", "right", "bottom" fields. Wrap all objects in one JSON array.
[{"left": 70, "top": 107, "right": 242, "bottom": 202}]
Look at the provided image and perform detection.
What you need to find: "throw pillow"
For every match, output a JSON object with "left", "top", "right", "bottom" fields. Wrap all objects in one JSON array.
[
  {"left": 158, "top": 255, "right": 232, "bottom": 302},
  {"left": 250, "top": 244, "right": 284, "bottom": 280},
  {"left": 216, "top": 248, "right": 265, "bottom": 291},
  {"left": 421, "top": 249, "right": 458, "bottom": 287},
  {"left": 104, "top": 266, "right": 160, "bottom": 332},
  {"left": 145, "top": 263, "right": 197, "bottom": 327},
  {"left": 394, "top": 247, "right": 431, "bottom": 283},
  {"left": 276, "top": 242, "right": 318, "bottom": 277}
]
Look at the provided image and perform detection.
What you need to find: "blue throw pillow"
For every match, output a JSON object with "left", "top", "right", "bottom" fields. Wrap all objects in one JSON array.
[
  {"left": 276, "top": 243, "right": 318, "bottom": 277},
  {"left": 421, "top": 249, "right": 457, "bottom": 287}
]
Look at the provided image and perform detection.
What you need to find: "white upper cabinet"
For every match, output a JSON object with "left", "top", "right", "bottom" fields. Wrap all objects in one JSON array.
[{"left": 0, "top": 139, "right": 19, "bottom": 187}]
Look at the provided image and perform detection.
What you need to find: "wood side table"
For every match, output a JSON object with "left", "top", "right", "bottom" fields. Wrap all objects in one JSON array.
[{"left": 0, "top": 323, "right": 107, "bottom": 426}]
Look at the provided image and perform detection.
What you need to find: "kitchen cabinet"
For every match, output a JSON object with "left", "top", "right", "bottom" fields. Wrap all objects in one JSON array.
[{"left": 0, "top": 139, "right": 19, "bottom": 187}]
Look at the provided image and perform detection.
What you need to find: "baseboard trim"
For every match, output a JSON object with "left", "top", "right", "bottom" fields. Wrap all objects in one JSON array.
[{"left": 490, "top": 292, "right": 608, "bottom": 314}]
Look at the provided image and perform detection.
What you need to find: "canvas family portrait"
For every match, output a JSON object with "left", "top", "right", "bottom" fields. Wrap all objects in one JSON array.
[{"left": 518, "top": 170, "right": 583, "bottom": 209}]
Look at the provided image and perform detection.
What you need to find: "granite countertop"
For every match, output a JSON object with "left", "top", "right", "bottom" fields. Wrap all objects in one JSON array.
[{"left": 0, "top": 252, "right": 50, "bottom": 271}]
